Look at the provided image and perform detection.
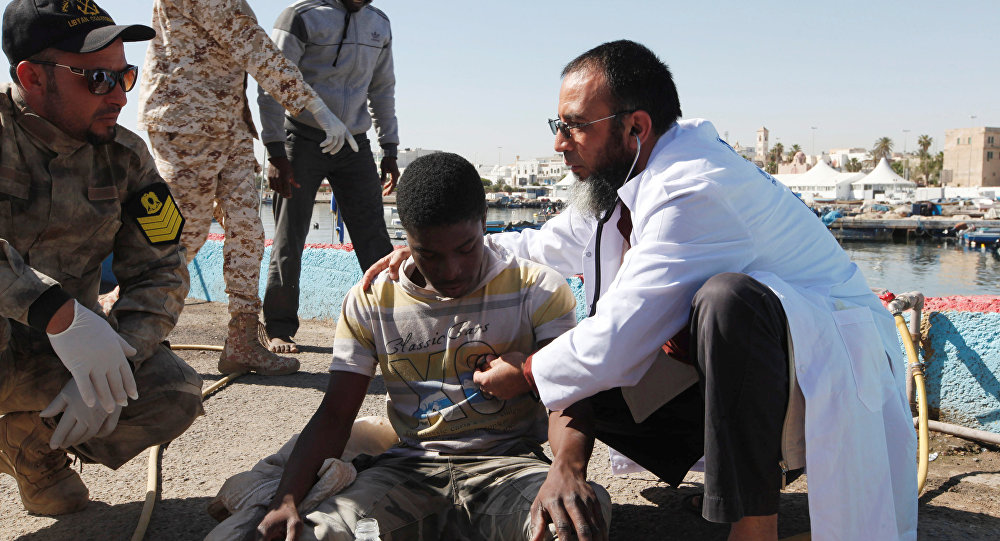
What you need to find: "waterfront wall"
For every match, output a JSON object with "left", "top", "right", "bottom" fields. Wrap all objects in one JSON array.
[
  {"left": 189, "top": 236, "right": 1000, "bottom": 434},
  {"left": 917, "top": 296, "right": 1000, "bottom": 433}
]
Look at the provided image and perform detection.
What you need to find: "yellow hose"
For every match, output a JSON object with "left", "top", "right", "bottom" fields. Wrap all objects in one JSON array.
[
  {"left": 130, "top": 444, "right": 160, "bottom": 541},
  {"left": 169, "top": 344, "right": 224, "bottom": 351},
  {"left": 896, "top": 315, "right": 929, "bottom": 494},
  {"left": 130, "top": 344, "right": 244, "bottom": 541}
]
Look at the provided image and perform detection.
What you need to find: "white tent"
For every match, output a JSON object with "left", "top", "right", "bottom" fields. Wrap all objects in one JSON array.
[
  {"left": 774, "top": 160, "right": 862, "bottom": 202},
  {"left": 551, "top": 172, "right": 577, "bottom": 202},
  {"left": 850, "top": 158, "right": 916, "bottom": 201}
]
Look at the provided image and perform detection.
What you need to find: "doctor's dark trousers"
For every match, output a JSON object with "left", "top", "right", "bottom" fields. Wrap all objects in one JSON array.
[{"left": 583, "top": 273, "right": 791, "bottom": 523}]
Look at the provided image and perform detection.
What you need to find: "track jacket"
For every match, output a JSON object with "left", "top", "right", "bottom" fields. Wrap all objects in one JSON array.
[{"left": 258, "top": 0, "right": 398, "bottom": 158}]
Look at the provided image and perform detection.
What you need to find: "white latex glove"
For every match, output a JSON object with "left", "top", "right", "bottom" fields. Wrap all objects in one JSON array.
[
  {"left": 46, "top": 300, "right": 138, "bottom": 413},
  {"left": 306, "top": 97, "right": 358, "bottom": 155},
  {"left": 40, "top": 379, "right": 122, "bottom": 449}
]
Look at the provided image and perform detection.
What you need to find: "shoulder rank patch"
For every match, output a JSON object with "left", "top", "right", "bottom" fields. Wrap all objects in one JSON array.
[{"left": 124, "top": 183, "right": 185, "bottom": 245}]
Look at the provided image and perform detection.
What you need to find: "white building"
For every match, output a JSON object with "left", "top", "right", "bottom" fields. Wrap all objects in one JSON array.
[
  {"left": 828, "top": 147, "right": 868, "bottom": 170},
  {"left": 537, "top": 155, "right": 567, "bottom": 184},
  {"left": 396, "top": 147, "right": 442, "bottom": 169},
  {"left": 755, "top": 126, "right": 769, "bottom": 164},
  {"left": 480, "top": 164, "right": 513, "bottom": 185},
  {"left": 732, "top": 141, "right": 756, "bottom": 160},
  {"left": 512, "top": 154, "right": 567, "bottom": 186}
]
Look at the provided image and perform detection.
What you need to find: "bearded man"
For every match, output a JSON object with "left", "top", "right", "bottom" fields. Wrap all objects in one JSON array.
[{"left": 366, "top": 40, "right": 917, "bottom": 541}]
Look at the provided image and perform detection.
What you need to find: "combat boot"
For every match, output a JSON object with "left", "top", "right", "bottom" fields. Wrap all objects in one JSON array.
[
  {"left": 218, "top": 313, "right": 299, "bottom": 376},
  {"left": 0, "top": 412, "right": 89, "bottom": 515}
]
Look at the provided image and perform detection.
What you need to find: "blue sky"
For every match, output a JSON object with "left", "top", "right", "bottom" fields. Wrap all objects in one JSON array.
[{"left": 4, "top": 0, "right": 996, "bottom": 164}]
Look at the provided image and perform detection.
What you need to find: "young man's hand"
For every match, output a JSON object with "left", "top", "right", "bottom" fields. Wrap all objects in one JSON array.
[
  {"left": 530, "top": 461, "right": 608, "bottom": 541},
  {"left": 380, "top": 156, "right": 400, "bottom": 195},
  {"left": 254, "top": 494, "right": 302, "bottom": 541}
]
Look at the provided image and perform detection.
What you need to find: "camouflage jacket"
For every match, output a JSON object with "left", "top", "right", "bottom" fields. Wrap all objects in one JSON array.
[
  {"left": 0, "top": 84, "right": 189, "bottom": 362},
  {"left": 137, "top": 0, "right": 320, "bottom": 138}
]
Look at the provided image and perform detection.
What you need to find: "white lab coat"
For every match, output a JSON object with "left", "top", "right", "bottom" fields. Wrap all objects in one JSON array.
[{"left": 490, "top": 119, "right": 917, "bottom": 540}]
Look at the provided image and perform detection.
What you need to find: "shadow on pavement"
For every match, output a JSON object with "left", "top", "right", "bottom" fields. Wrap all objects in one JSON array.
[
  {"left": 609, "top": 485, "right": 811, "bottom": 540},
  {"left": 14, "top": 497, "right": 215, "bottom": 541}
]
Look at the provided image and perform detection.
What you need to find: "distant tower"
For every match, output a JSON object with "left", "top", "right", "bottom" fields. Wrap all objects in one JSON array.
[{"left": 755, "top": 126, "right": 769, "bottom": 164}]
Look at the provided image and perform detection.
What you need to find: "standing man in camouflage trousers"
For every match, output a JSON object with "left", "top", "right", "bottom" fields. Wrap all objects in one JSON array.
[
  {"left": 138, "top": 0, "right": 353, "bottom": 375},
  {"left": 259, "top": 0, "right": 398, "bottom": 354},
  {"left": 0, "top": 0, "right": 203, "bottom": 515}
]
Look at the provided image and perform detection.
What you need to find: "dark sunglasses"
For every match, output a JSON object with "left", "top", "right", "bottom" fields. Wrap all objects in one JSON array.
[
  {"left": 548, "top": 110, "right": 635, "bottom": 138},
  {"left": 29, "top": 60, "right": 139, "bottom": 95}
]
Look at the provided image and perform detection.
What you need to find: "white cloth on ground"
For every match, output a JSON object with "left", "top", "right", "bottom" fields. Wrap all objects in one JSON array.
[{"left": 205, "top": 416, "right": 398, "bottom": 541}]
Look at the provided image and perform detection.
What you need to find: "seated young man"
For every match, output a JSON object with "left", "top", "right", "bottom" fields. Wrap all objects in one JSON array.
[{"left": 252, "top": 152, "right": 611, "bottom": 541}]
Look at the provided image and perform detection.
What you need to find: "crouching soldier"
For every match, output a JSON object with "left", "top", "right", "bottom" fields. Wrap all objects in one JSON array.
[{"left": 0, "top": 0, "right": 202, "bottom": 515}]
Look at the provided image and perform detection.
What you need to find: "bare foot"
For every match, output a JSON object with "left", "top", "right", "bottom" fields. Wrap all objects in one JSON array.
[{"left": 268, "top": 336, "right": 300, "bottom": 354}]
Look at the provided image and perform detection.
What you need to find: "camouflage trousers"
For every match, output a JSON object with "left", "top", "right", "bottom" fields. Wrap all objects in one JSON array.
[
  {"left": 0, "top": 320, "right": 203, "bottom": 469},
  {"left": 295, "top": 448, "right": 612, "bottom": 541},
  {"left": 148, "top": 131, "right": 265, "bottom": 316}
]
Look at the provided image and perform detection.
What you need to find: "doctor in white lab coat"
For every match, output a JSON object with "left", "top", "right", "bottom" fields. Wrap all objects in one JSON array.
[{"left": 476, "top": 41, "right": 917, "bottom": 541}]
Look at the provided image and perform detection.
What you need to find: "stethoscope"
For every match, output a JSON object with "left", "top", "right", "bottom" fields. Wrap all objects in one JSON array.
[{"left": 588, "top": 132, "right": 642, "bottom": 317}]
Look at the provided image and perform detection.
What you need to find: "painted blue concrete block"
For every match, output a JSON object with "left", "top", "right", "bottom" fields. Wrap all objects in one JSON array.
[
  {"left": 187, "top": 239, "right": 362, "bottom": 322},
  {"left": 569, "top": 277, "right": 586, "bottom": 322},
  {"left": 922, "top": 311, "right": 1000, "bottom": 433}
]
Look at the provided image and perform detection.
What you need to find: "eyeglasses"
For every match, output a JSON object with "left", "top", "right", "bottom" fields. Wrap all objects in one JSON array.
[
  {"left": 29, "top": 60, "right": 139, "bottom": 95},
  {"left": 548, "top": 110, "right": 635, "bottom": 138}
]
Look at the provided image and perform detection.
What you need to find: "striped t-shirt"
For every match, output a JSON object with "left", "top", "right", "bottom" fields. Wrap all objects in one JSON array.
[{"left": 331, "top": 243, "right": 577, "bottom": 455}]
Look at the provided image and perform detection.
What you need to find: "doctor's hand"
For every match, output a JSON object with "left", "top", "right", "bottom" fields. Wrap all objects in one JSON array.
[
  {"left": 360, "top": 246, "right": 411, "bottom": 290},
  {"left": 46, "top": 299, "right": 138, "bottom": 414},
  {"left": 473, "top": 352, "right": 530, "bottom": 400},
  {"left": 267, "top": 157, "right": 299, "bottom": 199},
  {"left": 40, "top": 379, "right": 122, "bottom": 449},
  {"left": 530, "top": 462, "right": 608, "bottom": 541},
  {"left": 306, "top": 98, "right": 358, "bottom": 155}
]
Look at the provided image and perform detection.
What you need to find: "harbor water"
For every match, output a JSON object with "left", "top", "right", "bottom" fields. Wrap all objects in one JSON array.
[{"left": 212, "top": 203, "right": 1000, "bottom": 298}]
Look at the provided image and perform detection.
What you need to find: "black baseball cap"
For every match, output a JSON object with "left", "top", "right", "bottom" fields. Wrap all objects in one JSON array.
[{"left": 3, "top": 0, "right": 154, "bottom": 67}]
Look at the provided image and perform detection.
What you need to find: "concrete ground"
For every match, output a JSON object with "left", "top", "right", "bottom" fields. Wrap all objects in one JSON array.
[{"left": 3, "top": 298, "right": 1000, "bottom": 540}]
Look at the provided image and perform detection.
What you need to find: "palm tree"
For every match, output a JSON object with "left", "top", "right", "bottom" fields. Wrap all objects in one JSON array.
[
  {"left": 845, "top": 158, "right": 863, "bottom": 173},
  {"left": 870, "top": 137, "right": 893, "bottom": 164},
  {"left": 912, "top": 136, "right": 933, "bottom": 185},
  {"left": 770, "top": 142, "right": 784, "bottom": 165},
  {"left": 917, "top": 135, "right": 932, "bottom": 157},
  {"left": 790, "top": 144, "right": 802, "bottom": 159}
]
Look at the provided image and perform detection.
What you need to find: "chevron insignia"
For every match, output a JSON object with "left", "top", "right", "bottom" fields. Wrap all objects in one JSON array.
[{"left": 124, "top": 183, "right": 184, "bottom": 245}]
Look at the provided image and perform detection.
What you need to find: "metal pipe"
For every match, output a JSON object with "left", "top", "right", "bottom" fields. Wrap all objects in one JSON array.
[{"left": 913, "top": 418, "right": 1000, "bottom": 447}]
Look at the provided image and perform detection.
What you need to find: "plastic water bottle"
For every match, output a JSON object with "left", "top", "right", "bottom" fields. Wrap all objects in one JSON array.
[{"left": 354, "top": 517, "right": 380, "bottom": 540}]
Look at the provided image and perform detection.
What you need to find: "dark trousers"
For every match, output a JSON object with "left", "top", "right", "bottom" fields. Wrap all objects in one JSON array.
[
  {"left": 585, "top": 273, "right": 790, "bottom": 523},
  {"left": 263, "top": 132, "right": 393, "bottom": 338}
]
